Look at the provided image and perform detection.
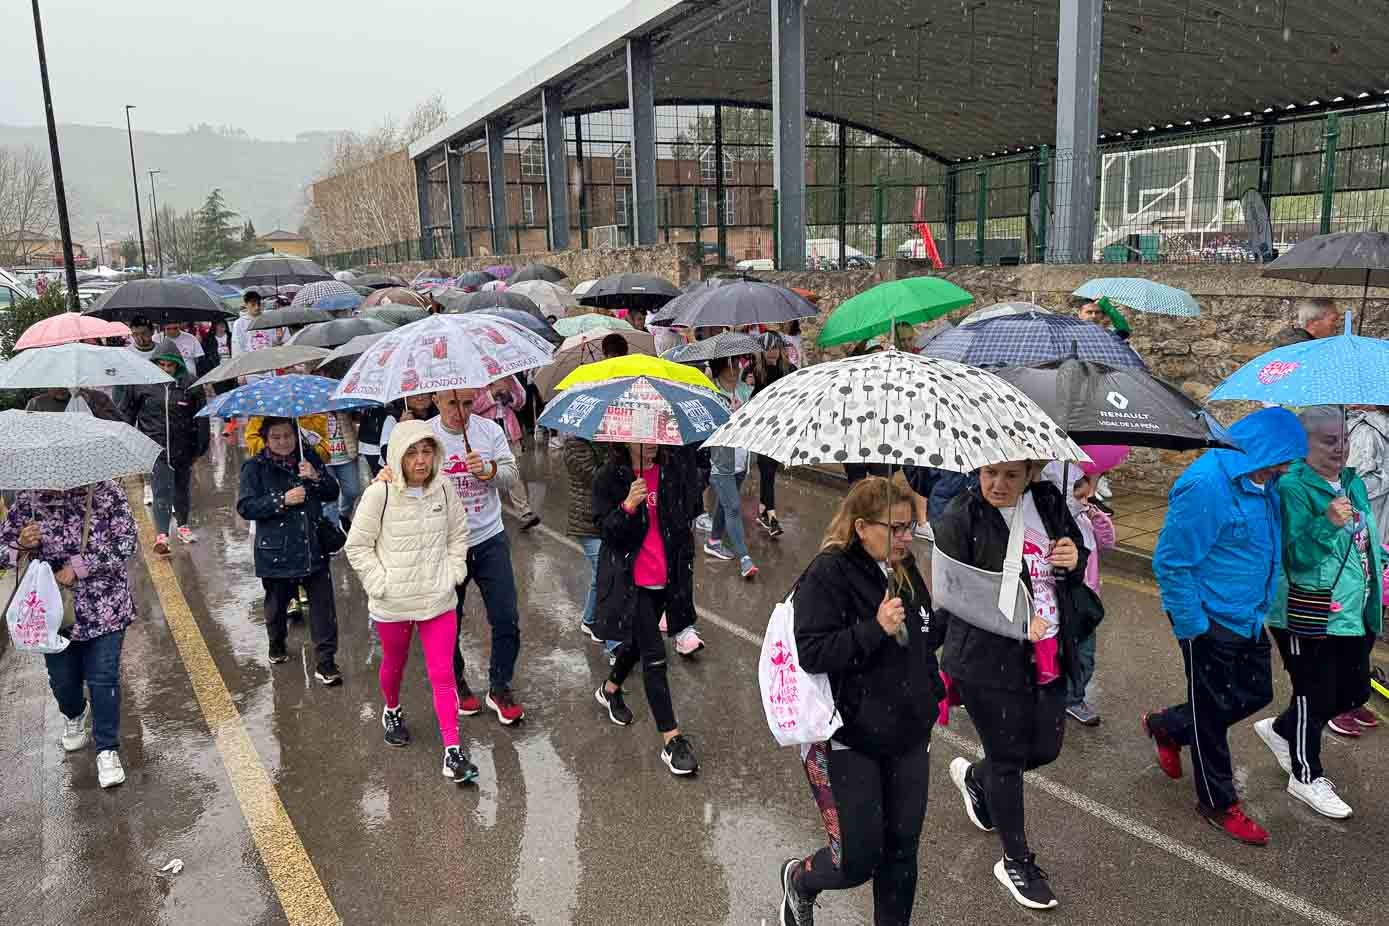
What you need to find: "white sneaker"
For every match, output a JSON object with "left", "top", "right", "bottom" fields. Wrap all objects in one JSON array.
[
  {"left": 1254, "top": 718, "right": 1292, "bottom": 775},
  {"left": 61, "top": 706, "right": 90, "bottom": 752},
  {"left": 143, "top": 484, "right": 153, "bottom": 506},
  {"left": 1096, "top": 475, "right": 1113, "bottom": 500},
  {"left": 1287, "top": 775, "right": 1352, "bottom": 819},
  {"left": 694, "top": 513, "right": 713, "bottom": 533},
  {"left": 96, "top": 750, "right": 126, "bottom": 788}
]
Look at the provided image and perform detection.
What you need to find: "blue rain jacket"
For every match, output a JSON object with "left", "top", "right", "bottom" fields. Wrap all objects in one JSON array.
[{"left": 1153, "top": 407, "right": 1308, "bottom": 639}]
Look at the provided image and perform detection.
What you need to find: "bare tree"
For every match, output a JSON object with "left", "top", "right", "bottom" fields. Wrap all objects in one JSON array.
[{"left": 0, "top": 145, "right": 59, "bottom": 264}]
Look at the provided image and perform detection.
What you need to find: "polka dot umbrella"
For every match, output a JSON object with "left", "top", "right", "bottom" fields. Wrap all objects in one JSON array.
[{"left": 702, "top": 349, "right": 1087, "bottom": 472}]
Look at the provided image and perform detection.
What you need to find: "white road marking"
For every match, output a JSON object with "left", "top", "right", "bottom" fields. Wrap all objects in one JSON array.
[{"left": 525, "top": 517, "right": 1358, "bottom": 926}]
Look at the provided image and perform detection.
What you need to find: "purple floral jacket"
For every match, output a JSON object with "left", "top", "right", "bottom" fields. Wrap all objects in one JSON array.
[{"left": 1, "top": 481, "right": 138, "bottom": 641}]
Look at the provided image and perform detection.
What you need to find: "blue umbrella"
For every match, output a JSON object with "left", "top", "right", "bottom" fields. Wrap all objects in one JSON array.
[
  {"left": 197, "top": 374, "right": 378, "bottom": 419},
  {"left": 919, "top": 311, "right": 1145, "bottom": 369},
  {"left": 171, "top": 273, "right": 241, "bottom": 299},
  {"left": 538, "top": 376, "right": 730, "bottom": 446},
  {"left": 1210, "top": 313, "right": 1389, "bottom": 405},
  {"left": 311, "top": 292, "right": 364, "bottom": 312},
  {"left": 1073, "top": 278, "right": 1200, "bottom": 317}
]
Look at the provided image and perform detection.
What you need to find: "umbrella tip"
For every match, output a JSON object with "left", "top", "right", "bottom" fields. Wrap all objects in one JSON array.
[{"left": 1345, "top": 311, "right": 1354, "bottom": 336}]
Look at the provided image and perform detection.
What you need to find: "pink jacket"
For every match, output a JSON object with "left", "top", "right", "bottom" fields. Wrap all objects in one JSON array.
[
  {"left": 1080, "top": 504, "right": 1116, "bottom": 593},
  {"left": 471, "top": 376, "right": 525, "bottom": 443}
]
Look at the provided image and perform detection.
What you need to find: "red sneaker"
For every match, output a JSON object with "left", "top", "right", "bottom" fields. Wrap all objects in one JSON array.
[
  {"left": 1200, "top": 802, "right": 1269, "bottom": 846},
  {"left": 1349, "top": 706, "right": 1379, "bottom": 729},
  {"left": 1327, "top": 712, "right": 1362, "bottom": 737},
  {"left": 486, "top": 688, "right": 525, "bottom": 725},
  {"left": 456, "top": 686, "right": 482, "bottom": 717},
  {"left": 1142, "top": 712, "right": 1183, "bottom": 779}
]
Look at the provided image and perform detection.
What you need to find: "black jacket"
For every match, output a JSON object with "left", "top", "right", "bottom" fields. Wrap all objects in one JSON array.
[
  {"left": 197, "top": 330, "right": 235, "bottom": 394},
  {"left": 1272, "top": 326, "right": 1314, "bottom": 348},
  {"left": 120, "top": 344, "right": 209, "bottom": 467},
  {"left": 591, "top": 445, "right": 703, "bottom": 641},
  {"left": 936, "top": 482, "right": 1090, "bottom": 693},
  {"left": 794, "top": 543, "right": 943, "bottom": 757},
  {"left": 235, "top": 453, "right": 340, "bottom": 579}
]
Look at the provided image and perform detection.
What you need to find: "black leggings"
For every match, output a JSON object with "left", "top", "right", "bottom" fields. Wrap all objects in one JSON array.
[
  {"left": 955, "top": 680, "right": 1066, "bottom": 860},
  {"left": 609, "top": 587, "right": 677, "bottom": 732},
  {"left": 263, "top": 567, "right": 338, "bottom": 672},
  {"left": 757, "top": 455, "right": 780, "bottom": 511},
  {"left": 797, "top": 736, "right": 931, "bottom": 926}
]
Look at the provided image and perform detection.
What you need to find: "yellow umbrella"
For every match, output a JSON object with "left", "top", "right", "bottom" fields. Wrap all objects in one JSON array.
[{"left": 555, "top": 355, "right": 716, "bottom": 393}]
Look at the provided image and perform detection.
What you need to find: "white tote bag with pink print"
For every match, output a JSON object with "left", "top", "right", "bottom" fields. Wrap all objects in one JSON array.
[
  {"left": 5, "top": 559, "right": 69, "bottom": 654},
  {"left": 759, "top": 592, "right": 842, "bottom": 747}
]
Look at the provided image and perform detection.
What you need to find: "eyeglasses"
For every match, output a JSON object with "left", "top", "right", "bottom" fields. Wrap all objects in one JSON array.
[{"left": 863, "top": 519, "right": 916, "bottom": 537}]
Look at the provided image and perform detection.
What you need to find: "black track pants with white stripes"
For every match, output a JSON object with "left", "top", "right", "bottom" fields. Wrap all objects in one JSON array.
[{"left": 1271, "top": 628, "right": 1374, "bottom": 783}]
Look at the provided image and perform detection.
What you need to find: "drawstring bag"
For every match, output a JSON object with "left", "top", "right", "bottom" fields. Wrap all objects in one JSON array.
[
  {"left": 759, "top": 589, "right": 842, "bottom": 747},
  {"left": 931, "top": 502, "right": 1032, "bottom": 641},
  {"left": 4, "top": 559, "right": 69, "bottom": 654}
]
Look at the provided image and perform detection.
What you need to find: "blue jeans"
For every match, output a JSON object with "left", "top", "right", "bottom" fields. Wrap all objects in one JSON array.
[
  {"left": 454, "top": 532, "right": 521, "bottom": 691},
  {"left": 44, "top": 629, "right": 125, "bottom": 752},
  {"left": 579, "top": 537, "right": 602, "bottom": 626},
  {"left": 1068, "top": 631, "right": 1097, "bottom": 706},
  {"left": 151, "top": 458, "right": 191, "bottom": 536},
  {"left": 709, "top": 472, "right": 749, "bottom": 559},
  {"left": 325, "top": 459, "right": 362, "bottom": 528}
]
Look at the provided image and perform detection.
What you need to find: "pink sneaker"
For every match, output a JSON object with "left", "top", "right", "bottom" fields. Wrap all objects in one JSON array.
[
  {"left": 674, "top": 627, "right": 705, "bottom": 658},
  {"left": 176, "top": 526, "right": 198, "bottom": 544}
]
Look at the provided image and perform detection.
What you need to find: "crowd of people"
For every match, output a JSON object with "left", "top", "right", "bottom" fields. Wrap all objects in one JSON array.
[{"left": 2, "top": 282, "right": 1383, "bottom": 923}]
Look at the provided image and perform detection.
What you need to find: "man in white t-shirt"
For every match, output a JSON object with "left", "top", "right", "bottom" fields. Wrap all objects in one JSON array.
[
  {"left": 431, "top": 388, "right": 526, "bottom": 727},
  {"left": 230, "top": 290, "right": 283, "bottom": 381},
  {"left": 162, "top": 321, "right": 204, "bottom": 367}
]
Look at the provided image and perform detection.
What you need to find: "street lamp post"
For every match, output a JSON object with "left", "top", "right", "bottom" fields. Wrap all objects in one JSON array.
[
  {"left": 124, "top": 104, "right": 148, "bottom": 275},
  {"left": 29, "top": 0, "right": 80, "bottom": 309},
  {"left": 148, "top": 168, "right": 162, "bottom": 276}
]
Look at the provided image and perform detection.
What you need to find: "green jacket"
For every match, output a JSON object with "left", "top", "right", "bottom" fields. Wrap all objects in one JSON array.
[{"left": 1269, "top": 461, "right": 1383, "bottom": 636}]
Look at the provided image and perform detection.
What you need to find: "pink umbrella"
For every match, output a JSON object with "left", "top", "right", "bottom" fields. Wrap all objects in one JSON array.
[
  {"left": 1079, "top": 444, "right": 1131, "bottom": 477},
  {"left": 15, "top": 313, "right": 131, "bottom": 351}
]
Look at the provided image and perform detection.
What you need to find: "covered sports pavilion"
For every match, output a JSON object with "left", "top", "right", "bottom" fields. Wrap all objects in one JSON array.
[{"left": 408, "top": 0, "right": 1389, "bottom": 269}]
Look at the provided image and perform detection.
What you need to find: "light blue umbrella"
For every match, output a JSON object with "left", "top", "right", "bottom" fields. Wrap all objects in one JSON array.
[
  {"left": 1073, "top": 278, "right": 1200, "bottom": 317},
  {"left": 1209, "top": 314, "right": 1389, "bottom": 405},
  {"left": 197, "top": 374, "right": 377, "bottom": 419}
]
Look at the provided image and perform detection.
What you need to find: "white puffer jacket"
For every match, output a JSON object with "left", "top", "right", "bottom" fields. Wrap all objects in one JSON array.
[{"left": 345, "top": 420, "right": 469, "bottom": 621}]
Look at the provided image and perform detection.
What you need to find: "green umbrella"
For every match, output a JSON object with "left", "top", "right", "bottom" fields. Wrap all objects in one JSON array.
[
  {"left": 553, "top": 313, "right": 634, "bottom": 339},
  {"left": 816, "top": 277, "right": 973, "bottom": 347}
]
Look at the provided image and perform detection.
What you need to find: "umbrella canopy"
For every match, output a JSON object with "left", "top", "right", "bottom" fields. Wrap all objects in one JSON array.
[
  {"left": 287, "top": 317, "right": 395, "bottom": 349},
  {"left": 217, "top": 254, "right": 332, "bottom": 289},
  {"left": 363, "top": 305, "right": 429, "bottom": 327},
  {"left": 507, "top": 279, "right": 579, "bottom": 317},
  {"left": 553, "top": 314, "right": 634, "bottom": 339},
  {"left": 315, "top": 333, "right": 389, "bottom": 379},
  {"left": 485, "top": 265, "right": 514, "bottom": 280},
  {"left": 1263, "top": 231, "right": 1389, "bottom": 288},
  {"left": 554, "top": 355, "right": 715, "bottom": 395},
  {"left": 993, "top": 358, "right": 1239, "bottom": 451},
  {"left": 919, "top": 311, "right": 1145, "bottom": 369},
  {"left": 571, "top": 279, "right": 598, "bottom": 297},
  {"left": 817, "top": 277, "right": 974, "bottom": 347},
  {"left": 363, "top": 287, "right": 427, "bottom": 310},
  {"left": 333, "top": 270, "right": 357, "bottom": 282},
  {"left": 1210, "top": 313, "right": 1389, "bottom": 406},
  {"left": 354, "top": 273, "right": 407, "bottom": 290},
  {"left": 578, "top": 272, "right": 681, "bottom": 311},
  {"left": 704, "top": 350, "right": 1086, "bottom": 471},
  {"left": 441, "top": 289, "right": 545, "bottom": 321},
  {"left": 333, "top": 314, "right": 555, "bottom": 403},
  {"left": 467, "top": 308, "right": 562, "bottom": 345},
  {"left": 200, "top": 374, "right": 376, "bottom": 420},
  {"left": 539, "top": 376, "right": 730, "bottom": 446},
  {"left": 169, "top": 273, "right": 241, "bottom": 298},
  {"left": 652, "top": 280, "right": 819, "bottom": 329},
  {"left": 249, "top": 307, "right": 334, "bottom": 331},
  {"left": 0, "top": 343, "right": 172, "bottom": 391},
  {"left": 413, "top": 268, "right": 450, "bottom": 283},
  {"left": 510, "top": 263, "right": 567, "bottom": 284},
  {"left": 291, "top": 280, "right": 360, "bottom": 307},
  {"left": 0, "top": 411, "right": 163, "bottom": 490},
  {"left": 479, "top": 280, "right": 508, "bottom": 293},
  {"left": 957, "top": 301, "right": 1051, "bottom": 327},
  {"left": 533, "top": 330, "right": 659, "bottom": 400},
  {"left": 457, "top": 270, "right": 498, "bottom": 291},
  {"left": 84, "top": 279, "right": 237, "bottom": 325},
  {"left": 190, "top": 344, "right": 331, "bottom": 388},
  {"left": 662, "top": 331, "right": 763, "bottom": 365},
  {"left": 1072, "top": 278, "right": 1200, "bottom": 317},
  {"left": 15, "top": 313, "right": 130, "bottom": 350}
]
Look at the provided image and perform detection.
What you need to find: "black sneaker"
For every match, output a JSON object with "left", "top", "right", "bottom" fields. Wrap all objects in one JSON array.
[
  {"left": 519, "top": 513, "right": 542, "bottom": 531},
  {"left": 661, "top": 734, "right": 699, "bottom": 776},
  {"left": 443, "top": 746, "right": 479, "bottom": 785},
  {"left": 595, "top": 686, "right": 634, "bottom": 726},
  {"left": 382, "top": 706, "right": 410, "bottom": 747},
  {"left": 268, "top": 645, "right": 289, "bottom": 665},
  {"left": 779, "top": 857, "right": 815, "bottom": 926},
  {"left": 314, "top": 664, "right": 343, "bottom": 686},
  {"left": 767, "top": 515, "right": 784, "bottom": 538},
  {"left": 994, "top": 854, "right": 1058, "bottom": 910},
  {"left": 949, "top": 757, "right": 995, "bottom": 831}
]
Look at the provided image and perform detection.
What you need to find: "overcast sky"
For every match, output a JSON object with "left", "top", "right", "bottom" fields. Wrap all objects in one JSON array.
[{"left": 1, "top": 0, "right": 631, "bottom": 139}]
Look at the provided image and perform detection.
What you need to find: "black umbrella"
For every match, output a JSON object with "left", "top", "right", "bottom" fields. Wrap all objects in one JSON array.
[
  {"left": 315, "top": 332, "right": 390, "bottom": 378},
  {"left": 84, "top": 279, "right": 238, "bottom": 324},
  {"left": 286, "top": 317, "right": 395, "bottom": 349},
  {"left": 457, "top": 270, "right": 498, "bottom": 290},
  {"left": 510, "top": 263, "right": 568, "bottom": 284},
  {"left": 438, "top": 289, "right": 545, "bottom": 321},
  {"left": 1263, "top": 231, "right": 1389, "bottom": 332},
  {"left": 249, "top": 307, "right": 333, "bottom": 331},
  {"left": 217, "top": 253, "right": 333, "bottom": 289},
  {"left": 577, "top": 272, "right": 681, "bottom": 311},
  {"left": 463, "top": 308, "right": 562, "bottom": 345},
  {"left": 651, "top": 280, "right": 818, "bottom": 329},
  {"left": 355, "top": 273, "right": 407, "bottom": 290},
  {"left": 993, "top": 357, "right": 1239, "bottom": 451}
]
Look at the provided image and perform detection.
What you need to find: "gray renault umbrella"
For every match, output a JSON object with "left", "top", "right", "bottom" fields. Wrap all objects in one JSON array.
[
  {"left": 651, "top": 280, "right": 818, "bottom": 329},
  {"left": 286, "top": 317, "right": 395, "bottom": 349},
  {"left": 662, "top": 331, "right": 763, "bottom": 365},
  {"left": 0, "top": 410, "right": 163, "bottom": 490},
  {"left": 190, "top": 344, "right": 331, "bottom": 388},
  {"left": 249, "top": 307, "right": 333, "bottom": 331},
  {"left": 84, "top": 279, "right": 238, "bottom": 325},
  {"left": 993, "top": 357, "right": 1239, "bottom": 451}
]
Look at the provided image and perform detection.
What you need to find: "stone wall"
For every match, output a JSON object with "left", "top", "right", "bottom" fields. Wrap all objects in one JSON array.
[{"left": 382, "top": 242, "right": 704, "bottom": 289}]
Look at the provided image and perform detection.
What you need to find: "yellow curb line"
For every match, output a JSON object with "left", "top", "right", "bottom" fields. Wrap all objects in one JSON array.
[{"left": 131, "top": 492, "right": 340, "bottom": 925}]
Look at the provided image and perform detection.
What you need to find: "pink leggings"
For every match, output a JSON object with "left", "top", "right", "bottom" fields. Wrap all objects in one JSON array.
[{"left": 375, "top": 610, "right": 459, "bottom": 748}]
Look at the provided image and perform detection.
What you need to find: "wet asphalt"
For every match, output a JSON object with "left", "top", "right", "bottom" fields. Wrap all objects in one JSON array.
[{"left": 1, "top": 432, "right": 1386, "bottom": 926}]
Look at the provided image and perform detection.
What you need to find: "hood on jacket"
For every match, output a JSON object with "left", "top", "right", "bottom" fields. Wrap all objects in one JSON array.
[
  {"left": 1213, "top": 406, "right": 1308, "bottom": 480},
  {"left": 149, "top": 339, "right": 188, "bottom": 377},
  {"left": 386, "top": 419, "right": 443, "bottom": 491}
]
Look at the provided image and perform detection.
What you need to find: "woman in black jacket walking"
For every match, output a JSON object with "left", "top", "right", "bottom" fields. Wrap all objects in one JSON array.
[
  {"left": 236, "top": 417, "right": 343, "bottom": 685},
  {"left": 590, "top": 441, "right": 703, "bottom": 777},
  {"left": 935, "top": 460, "right": 1088, "bottom": 911},
  {"left": 779, "top": 474, "right": 943, "bottom": 926}
]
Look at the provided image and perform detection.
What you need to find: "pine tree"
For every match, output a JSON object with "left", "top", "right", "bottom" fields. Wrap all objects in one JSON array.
[{"left": 192, "top": 188, "right": 240, "bottom": 269}]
